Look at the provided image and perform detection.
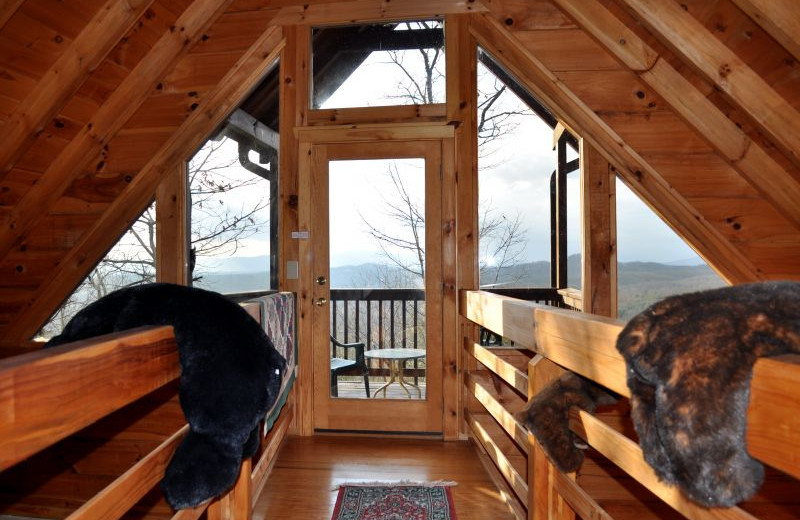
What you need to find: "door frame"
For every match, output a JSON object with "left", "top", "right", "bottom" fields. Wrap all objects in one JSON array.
[
  {"left": 310, "top": 140, "right": 442, "bottom": 433},
  {"left": 296, "top": 124, "right": 457, "bottom": 436}
]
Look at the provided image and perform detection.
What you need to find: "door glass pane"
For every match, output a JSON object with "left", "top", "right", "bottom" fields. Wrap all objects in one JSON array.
[{"left": 328, "top": 158, "right": 427, "bottom": 400}]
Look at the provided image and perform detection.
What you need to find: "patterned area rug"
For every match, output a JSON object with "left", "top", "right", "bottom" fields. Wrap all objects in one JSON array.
[{"left": 332, "top": 482, "right": 457, "bottom": 520}]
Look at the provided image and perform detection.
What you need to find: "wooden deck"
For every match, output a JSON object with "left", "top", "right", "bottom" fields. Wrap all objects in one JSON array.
[
  {"left": 334, "top": 377, "right": 428, "bottom": 400},
  {"left": 253, "top": 435, "right": 516, "bottom": 519}
]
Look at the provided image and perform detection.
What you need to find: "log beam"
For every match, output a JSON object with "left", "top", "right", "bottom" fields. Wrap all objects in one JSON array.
[
  {"left": 618, "top": 0, "right": 800, "bottom": 169},
  {"left": 0, "top": 0, "right": 235, "bottom": 264},
  {"left": 156, "top": 162, "right": 189, "bottom": 285},
  {"left": 0, "top": 326, "right": 178, "bottom": 471},
  {"left": 0, "top": 0, "right": 23, "bottom": 31},
  {"left": 580, "top": 139, "right": 617, "bottom": 317},
  {"left": 552, "top": 0, "right": 800, "bottom": 230},
  {"left": 730, "top": 0, "right": 800, "bottom": 63},
  {"left": 271, "top": 0, "right": 486, "bottom": 26},
  {"left": 0, "top": 0, "right": 157, "bottom": 177}
]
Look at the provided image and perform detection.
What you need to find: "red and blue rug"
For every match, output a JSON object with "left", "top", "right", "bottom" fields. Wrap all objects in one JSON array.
[{"left": 332, "top": 482, "right": 458, "bottom": 520}]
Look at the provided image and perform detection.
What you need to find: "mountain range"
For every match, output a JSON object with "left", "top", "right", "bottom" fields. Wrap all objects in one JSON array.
[{"left": 194, "top": 254, "right": 725, "bottom": 320}]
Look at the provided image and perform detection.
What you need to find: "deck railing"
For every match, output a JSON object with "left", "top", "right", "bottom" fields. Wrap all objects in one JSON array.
[
  {"left": 329, "top": 288, "right": 426, "bottom": 350},
  {"left": 331, "top": 287, "right": 569, "bottom": 350}
]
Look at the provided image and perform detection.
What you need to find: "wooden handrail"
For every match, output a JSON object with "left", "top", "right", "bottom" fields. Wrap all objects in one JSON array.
[
  {"left": 461, "top": 289, "right": 800, "bottom": 519},
  {"left": 570, "top": 410, "right": 756, "bottom": 520},
  {"left": 465, "top": 342, "right": 528, "bottom": 396},
  {"left": 746, "top": 354, "right": 800, "bottom": 479},
  {"left": 463, "top": 289, "right": 800, "bottom": 475},
  {"left": 0, "top": 294, "right": 296, "bottom": 520},
  {"left": 466, "top": 372, "right": 529, "bottom": 455},
  {"left": 67, "top": 424, "right": 190, "bottom": 520},
  {"left": 461, "top": 290, "right": 627, "bottom": 395},
  {"left": 0, "top": 325, "right": 179, "bottom": 471},
  {"left": 466, "top": 410, "right": 529, "bottom": 507}
]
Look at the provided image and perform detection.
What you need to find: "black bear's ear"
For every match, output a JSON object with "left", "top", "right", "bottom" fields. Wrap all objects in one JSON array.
[{"left": 162, "top": 431, "right": 242, "bottom": 510}]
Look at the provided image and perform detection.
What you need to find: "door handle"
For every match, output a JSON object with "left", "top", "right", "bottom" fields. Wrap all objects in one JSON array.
[
  {"left": 316, "top": 275, "right": 327, "bottom": 285},
  {"left": 314, "top": 297, "right": 328, "bottom": 306}
]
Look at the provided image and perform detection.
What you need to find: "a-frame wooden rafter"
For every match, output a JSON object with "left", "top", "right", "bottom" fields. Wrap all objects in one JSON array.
[
  {"left": 0, "top": 0, "right": 157, "bottom": 177},
  {"left": 4, "top": 26, "right": 285, "bottom": 344},
  {"left": 730, "top": 0, "right": 800, "bottom": 62},
  {"left": 0, "top": 0, "right": 24, "bottom": 31},
  {"left": 552, "top": 0, "right": 800, "bottom": 231},
  {"left": 471, "top": 12, "right": 761, "bottom": 284},
  {"left": 619, "top": 0, "right": 800, "bottom": 169},
  {"left": 0, "top": 0, "right": 235, "bottom": 263}
]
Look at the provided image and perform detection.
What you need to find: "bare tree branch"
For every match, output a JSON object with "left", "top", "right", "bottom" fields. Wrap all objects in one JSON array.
[{"left": 40, "top": 137, "right": 271, "bottom": 338}]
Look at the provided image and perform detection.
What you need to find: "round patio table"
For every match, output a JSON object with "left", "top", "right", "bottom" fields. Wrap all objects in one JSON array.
[{"left": 363, "top": 348, "right": 426, "bottom": 398}]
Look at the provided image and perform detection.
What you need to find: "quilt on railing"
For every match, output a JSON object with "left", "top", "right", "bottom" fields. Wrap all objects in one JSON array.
[{"left": 249, "top": 292, "right": 296, "bottom": 431}]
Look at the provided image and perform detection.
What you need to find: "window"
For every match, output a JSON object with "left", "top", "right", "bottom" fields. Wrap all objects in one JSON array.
[
  {"left": 37, "top": 203, "right": 157, "bottom": 339},
  {"left": 190, "top": 60, "right": 281, "bottom": 293},
  {"left": 188, "top": 137, "right": 273, "bottom": 294},
  {"left": 477, "top": 50, "right": 584, "bottom": 290},
  {"left": 312, "top": 20, "right": 445, "bottom": 109},
  {"left": 616, "top": 178, "right": 725, "bottom": 320}
]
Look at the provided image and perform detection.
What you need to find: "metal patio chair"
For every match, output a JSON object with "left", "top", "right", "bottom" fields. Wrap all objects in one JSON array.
[{"left": 330, "top": 335, "right": 371, "bottom": 398}]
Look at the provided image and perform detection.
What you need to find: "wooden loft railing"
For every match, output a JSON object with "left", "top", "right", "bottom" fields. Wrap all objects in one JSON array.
[
  {"left": 460, "top": 290, "right": 799, "bottom": 520},
  {"left": 0, "top": 319, "right": 293, "bottom": 519},
  {"left": 0, "top": 326, "right": 179, "bottom": 472}
]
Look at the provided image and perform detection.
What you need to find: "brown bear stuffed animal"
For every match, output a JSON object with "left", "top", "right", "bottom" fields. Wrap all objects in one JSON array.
[
  {"left": 616, "top": 281, "right": 800, "bottom": 507},
  {"left": 515, "top": 372, "right": 617, "bottom": 473}
]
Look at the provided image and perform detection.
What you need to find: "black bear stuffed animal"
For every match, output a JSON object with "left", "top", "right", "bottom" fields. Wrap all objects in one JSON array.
[
  {"left": 47, "top": 282, "right": 287, "bottom": 510},
  {"left": 616, "top": 281, "right": 800, "bottom": 507}
]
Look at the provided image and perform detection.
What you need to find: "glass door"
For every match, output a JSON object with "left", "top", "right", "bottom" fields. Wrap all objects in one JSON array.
[{"left": 310, "top": 140, "right": 443, "bottom": 433}]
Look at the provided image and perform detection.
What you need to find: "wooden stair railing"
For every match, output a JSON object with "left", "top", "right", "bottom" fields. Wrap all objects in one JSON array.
[{"left": 461, "top": 289, "right": 799, "bottom": 520}]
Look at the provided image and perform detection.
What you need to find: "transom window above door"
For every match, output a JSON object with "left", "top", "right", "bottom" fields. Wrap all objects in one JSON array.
[{"left": 311, "top": 20, "right": 446, "bottom": 109}]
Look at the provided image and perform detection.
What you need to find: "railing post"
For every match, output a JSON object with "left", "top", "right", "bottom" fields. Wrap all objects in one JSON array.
[
  {"left": 527, "top": 355, "right": 568, "bottom": 520},
  {"left": 206, "top": 458, "right": 251, "bottom": 520}
]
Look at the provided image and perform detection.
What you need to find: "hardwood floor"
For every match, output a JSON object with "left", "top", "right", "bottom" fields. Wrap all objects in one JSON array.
[{"left": 252, "top": 435, "right": 517, "bottom": 519}]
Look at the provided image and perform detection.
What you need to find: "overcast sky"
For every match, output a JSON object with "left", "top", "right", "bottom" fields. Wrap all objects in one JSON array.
[
  {"left": 204, "top": 45, "right": 705, "bottom": 270},
  {"left": 326, "top": 54, "right": 702, "bottom": 267}
]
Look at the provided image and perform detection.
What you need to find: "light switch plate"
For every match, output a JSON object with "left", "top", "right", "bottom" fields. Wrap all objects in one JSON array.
[{"left": 286, "top": 260, "right": 299, "bottom": 279}]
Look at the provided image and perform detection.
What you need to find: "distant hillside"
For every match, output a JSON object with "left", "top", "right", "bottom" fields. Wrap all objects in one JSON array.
[
  {"left": 482, "top": 255, "right": 724, "bottom": 320},
  {"left": 196, "top": 254, "right": 725, "bottom": 321},
  {"left": 194, "top": 272, "right": 269, "bottom": 293},
  {"left": 193, "top": 255, "right": 270, "bottom": 293},
  {"left": 617, "top": 261, "right": 724, "bottom": 320}
]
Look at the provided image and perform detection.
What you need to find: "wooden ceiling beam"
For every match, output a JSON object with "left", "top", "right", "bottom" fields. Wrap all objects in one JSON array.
[
  {"left": 4, "top": 26, "right": 284, "bottom": 344},
  {"left": 271, "top": 0, "right": 486, "bottom": 26},
  {"left": 0, "top": 0, "right": 157, "bottom": 178},
  {"left": 730, "top": 0, "right": 800, "bottom": 62},
  {"left": 471, "top": 12, "right": 761, "bottom": 284},
  {"left": 552, "top": 0, "right": 800, "bottom": 231},
  {"left": 0, "top": 0, "right": 24, "bottom": 31},
  {"left": 618, "top": 0, "right": 800, "bottom": 169},
  {"left": 0, "top": 0, "right": 235, "bottom": 263}
]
